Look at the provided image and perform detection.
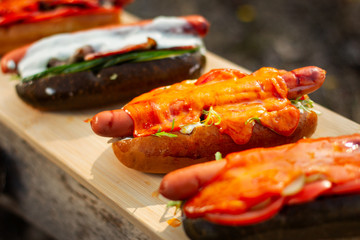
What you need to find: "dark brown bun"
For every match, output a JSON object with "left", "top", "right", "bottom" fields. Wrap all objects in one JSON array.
[
  {"left": 182, "top": 193, "right": 360, "bottom": 240},
  {"left": 112, "top": 110, "right": 317, "bottom": 173},
  {"left": 0, "top": 11, "right": 122, "bottom": 55},
  {"left": 15, "top": 51, "right": 206, "bottom": 111}
]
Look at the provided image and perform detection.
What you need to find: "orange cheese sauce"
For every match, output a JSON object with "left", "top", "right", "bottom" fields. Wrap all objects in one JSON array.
[
  {"left": 123, "top": 67, "right": 300, "bottom": 145},
  {"left": 183, "top": 134, "right": 360, "bottom": 217},
  {"left": 167, "top": 218, "right": 182, "bottom": 227}
]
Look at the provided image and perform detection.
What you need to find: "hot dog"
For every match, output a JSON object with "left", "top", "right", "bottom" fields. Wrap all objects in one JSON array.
[
  {"left": 91, "top": 66, "right": 325, "bottom": 138},
  {"left": 0, "top": 0, "right": 132, "bottom": 55},
  {"left": 90, "top": 66, "right": 325, "bottom": 173},
  {"left": 159, "top": 134, "right": 360, "bottom": 240},
  {"left": 1, "top": 15, "right": 209, "bottom": 110}
]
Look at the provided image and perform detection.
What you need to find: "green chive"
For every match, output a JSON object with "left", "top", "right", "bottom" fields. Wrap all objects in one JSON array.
[
  {"left": 215, "top": 152, "right": 222, "bottom": 160},
  {"left": 171, "top": 118, "right": 175, "bottom": 131},
  {"left": 21, "top": 47, "right": 199, "bottom": 83},
  {"left": 245, "top": 117, "right": 260, "bottom": 125},
  {"left": 153, "top": 131, "right": 178, "bottom": 138}
]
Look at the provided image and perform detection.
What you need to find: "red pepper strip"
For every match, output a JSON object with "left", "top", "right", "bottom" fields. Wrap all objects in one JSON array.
[
  {"left": 40, "top": 0, "right": 99, "bottom": 9},
  {"left": 324, "top": 178, "right": 360, "bottom": 195},
  {"left": 287, "top": 180, "right": 332, "bottom": 205},
  {"left": 0, "top": 12, "right": 35, "bottom": 25},
  {"left": 204, "top": 197, "right": 285, "bottom": 226},
  {"left": 0, "top": 0, "right": 101, "bottom": 13},
  {"left": 84, "top": 37, "right": 158, "bottom": 61},
  {"left": 181, "top": 15, "right": 209, "bottom": 37}
]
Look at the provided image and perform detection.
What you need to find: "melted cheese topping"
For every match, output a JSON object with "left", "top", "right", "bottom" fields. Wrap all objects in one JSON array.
[
  {"left": 123, "top": 67, "right": 300, "bottom": 145},
  {"left": 18, "top": 16, "right": 205, "bottom": 78}
]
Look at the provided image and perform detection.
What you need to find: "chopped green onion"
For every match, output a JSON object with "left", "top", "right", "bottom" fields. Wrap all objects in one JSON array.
[
  {"left": 152, "top": 127, "right": 178, "bottom": 138},
  {"left": 215, "top": 152, "right": 222, "bottom": 160},
  {"left": 202, "top": 106, "right": 222, "bottom": 126},
  {"left": 167, "top": 200, "right": 182, "bottom": 215},
  {"left": 171, "top": 118, "right": 175, "bottom": 131},
  {"left": 153, "top": 132, "right": 178, "bottom": 138},
  {"left": 291, "top": 97, "right": 320, "bottom": 114},
  {"left": 245, "top": 117, "right": 260, "bottom": 125}
]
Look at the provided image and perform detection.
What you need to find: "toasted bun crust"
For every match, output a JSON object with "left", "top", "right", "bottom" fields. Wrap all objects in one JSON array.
[
  {"left": 15, "top": 51, "right": 206, "bottom": 110},
  {"left": 112, "top": 110, "right": 318, "bottom": 173},
  {"left": 0, "top": 11, "right": 121, "bottom": 55}
]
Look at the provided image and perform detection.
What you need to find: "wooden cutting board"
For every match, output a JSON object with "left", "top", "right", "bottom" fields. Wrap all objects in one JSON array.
[{"left": 0, "top": 12, "right": 359, "bottom": 240}]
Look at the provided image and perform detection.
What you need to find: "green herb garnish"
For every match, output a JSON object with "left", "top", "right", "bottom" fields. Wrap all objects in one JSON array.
[
  {"left": 167, "top": 200, "right": 182, "bottom": 215},
  {"left": 152, "top": 127, "right": 178, "bottom": 138},
  {"left": 291, "top": 97, "right": 320, "bottom": 114},
  {"left": 215, "top": 152, "right": 222, "bottom": 160},
  {"left": 202, "top": 106, "right": 222, "bottom": 126},
  {"left": 171, "top": 118, "right": 175, "bottom": 131},
  {"left": 245, "top": 117, "right": 261, "bottom": 125},
  {"left": 21, "top": 47, "right": 199, "bottom": 83}
]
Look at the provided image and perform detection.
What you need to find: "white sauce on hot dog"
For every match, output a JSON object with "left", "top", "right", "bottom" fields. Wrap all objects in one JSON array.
[{"left": 18, "top": 16, "right": 205, "bottom": 78}]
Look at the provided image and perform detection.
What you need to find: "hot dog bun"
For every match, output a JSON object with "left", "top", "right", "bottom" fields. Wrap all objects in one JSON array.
[
  {"left": 15, "top": 51, "right": 205, "bottom": 110},
  {"left": 0, "top": 11, "right": 121, "bottom": 55},
  {"left": 112, "top": 110, "right": 317, "bottom": 173}
]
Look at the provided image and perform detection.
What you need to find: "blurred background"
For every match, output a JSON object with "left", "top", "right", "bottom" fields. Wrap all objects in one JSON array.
[
  {"left": 1, "top": 1, "right": 359, "bottom": 239},
  {"left": 128, "top": 0, "right": 360, "bottom": 123}
]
